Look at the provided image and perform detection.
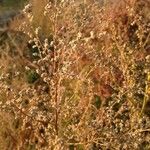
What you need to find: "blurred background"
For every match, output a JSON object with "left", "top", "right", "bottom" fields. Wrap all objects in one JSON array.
[
  {"left": 0, "top": 0, "right": 27, "bottom": 29},
  {"left": 0, "top": 0, "right": 27, "bottom": 12}
]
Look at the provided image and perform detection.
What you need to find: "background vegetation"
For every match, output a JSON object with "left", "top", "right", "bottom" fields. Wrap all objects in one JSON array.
[{"left": 0, "top": 0, "right": 150, "bottom": 149}]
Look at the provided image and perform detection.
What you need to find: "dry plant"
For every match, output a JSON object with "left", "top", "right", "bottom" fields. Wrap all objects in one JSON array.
[{"left": 0, "top": 0, "right": 150, "bottom": 149}]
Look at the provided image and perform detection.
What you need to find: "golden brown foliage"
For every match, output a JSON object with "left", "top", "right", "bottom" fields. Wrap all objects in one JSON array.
[{"left": 0, "top": 0, "right": 150, "bottom": 149}]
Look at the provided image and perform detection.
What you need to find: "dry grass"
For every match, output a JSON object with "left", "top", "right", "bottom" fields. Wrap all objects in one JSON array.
[{"left": 0, "top": 0, "right": 150, "bottom": 149}]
